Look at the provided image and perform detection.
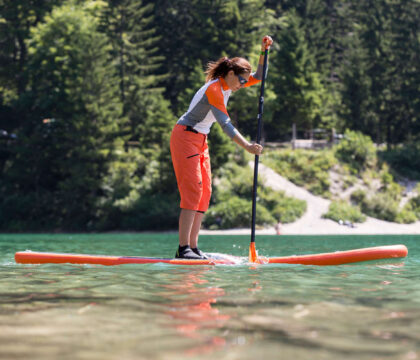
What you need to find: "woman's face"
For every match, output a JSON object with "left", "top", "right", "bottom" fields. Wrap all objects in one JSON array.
[{"left": 225, "top": 70, "right": 250, "bottom": 92}]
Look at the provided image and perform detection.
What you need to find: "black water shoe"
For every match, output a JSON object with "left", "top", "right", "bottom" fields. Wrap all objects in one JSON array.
[
  {"left": 191, "top": 247, "right": 208, "bottom": 259},
  {"left": 175, "top": 245, "right": 202, "bottom": 259}
]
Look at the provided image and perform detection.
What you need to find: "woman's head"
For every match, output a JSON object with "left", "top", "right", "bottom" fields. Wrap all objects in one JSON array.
[{"left": 205, "top": 57, "right": 251, "bottom": 91}]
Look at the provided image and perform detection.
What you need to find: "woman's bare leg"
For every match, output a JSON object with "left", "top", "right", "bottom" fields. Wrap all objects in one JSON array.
[
  {"left": 189, "top": 212, "right": 204, "bottom": 249},
  {"left": 178, "top": 209, "right": 196, "bottom": 246}
]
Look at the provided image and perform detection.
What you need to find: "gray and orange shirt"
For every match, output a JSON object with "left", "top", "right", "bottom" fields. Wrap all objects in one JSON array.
[{"left": 177, "top": 64, "right": 264, "bottom": 139}]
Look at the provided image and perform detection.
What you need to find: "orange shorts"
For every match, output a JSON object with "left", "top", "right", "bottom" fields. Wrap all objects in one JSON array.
[{"left": 170, "top": 124, "right": 212, "bottom": 212}]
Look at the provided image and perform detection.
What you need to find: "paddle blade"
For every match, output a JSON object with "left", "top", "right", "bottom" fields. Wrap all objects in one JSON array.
[{"left": 249, "top": 242, "right": 258, "bottom": 263}]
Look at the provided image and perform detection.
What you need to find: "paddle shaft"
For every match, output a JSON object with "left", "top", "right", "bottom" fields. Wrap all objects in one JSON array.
[{"left": 251, "top": 48, "right": 269, "bottom": 244}]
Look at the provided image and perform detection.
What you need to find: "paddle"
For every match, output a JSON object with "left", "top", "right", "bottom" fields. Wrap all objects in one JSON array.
[{"left": 249, "top": 47, "right": 270, "bottom": 263}]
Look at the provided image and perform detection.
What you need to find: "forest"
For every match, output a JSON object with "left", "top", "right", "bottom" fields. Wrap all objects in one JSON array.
[{"left": 0, "top": 0, "right": 419, "bottom": 231}]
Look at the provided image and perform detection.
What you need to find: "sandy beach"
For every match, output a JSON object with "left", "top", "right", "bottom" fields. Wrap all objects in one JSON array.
[{"left": 200, "top": 163, "right": 420, "bottom": 236}]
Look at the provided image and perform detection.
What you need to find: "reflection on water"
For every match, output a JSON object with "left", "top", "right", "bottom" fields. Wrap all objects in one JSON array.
[
  {"left": 158, "top": 270, "right": 230, "bottom": 356},
  {"left": 0, "top": 234, "right": 419, "bottom": 359}
]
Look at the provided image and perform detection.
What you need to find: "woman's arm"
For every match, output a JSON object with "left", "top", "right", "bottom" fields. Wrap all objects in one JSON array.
[
  {"left": 245, "top": 35, "right": 273, "bottom": 86},
  {"left": 232, "top": 132, "right": 263, "bottom": 155}
]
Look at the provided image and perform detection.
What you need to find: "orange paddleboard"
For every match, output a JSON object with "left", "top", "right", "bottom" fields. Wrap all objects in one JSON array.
[{"left": 15, "top": 245, "right": 407, "bottom": 266}]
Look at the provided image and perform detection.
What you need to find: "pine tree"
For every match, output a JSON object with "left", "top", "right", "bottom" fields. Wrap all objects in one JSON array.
[
  {"left": 339, "top": 31, "right": 372, "bottom": 135},
  {"left": 266, "top": 10, "right": 326, "bottom": 140},
  {"left": 94, "top": 0, "right": 179, "bottom": 229},
  {"left": 99, "top": 0, "right": 176, "bottom": 191},
  {"left": 100, "top": 0, "right": 173, "bottom": 145},
  {"left": 345, "top": 0, "right": 420, "bottom": 145}
]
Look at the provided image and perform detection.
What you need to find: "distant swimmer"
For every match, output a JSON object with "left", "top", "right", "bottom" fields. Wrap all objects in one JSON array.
[{"left": 275, "top": 221, "right": 282, "bottom": 235}]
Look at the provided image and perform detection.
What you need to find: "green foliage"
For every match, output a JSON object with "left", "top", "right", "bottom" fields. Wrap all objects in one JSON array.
[
  {"left": 204, "top": 197, "right": 275, "bottom": 230},
  {"left": 360, "top": 193, "right": 400, "bottom": 222},
  {"left": 351, "top": 184, "right": 417, "bottom": 224},
  {"left": 339, "top": 31, "right": 372, "bottom": 137},
  {"left": 176, "top": 61, "right": 206, "bottom": 115},
  {"left": 1, "top": 0, "right": 420, "bottom": 231},
  {"left": 264, "top": 148, "right": 336, "bottom": 197},
  {"left": 262, "top": 190, "right": 307, "bottom": 224},
  {"left": 100, "top": 0, "right": 174, "bottom": 147},
  {"left": 266, "top": 10, "right": 329, "bottom": 138},
  {"left": 323, "top": 200, "right": 366, "bottom": 224},
  {"left": 118, "top": 192, "right": 180, "bottom": 231},
  {"left": 94, "top": 140, "right": 179, "bottom": 231},
  {"left": 379, "top": 142, "right": 420, "bottom": 180},
  {"left": 204, "top": 163, "right": 306, "bottom": 229},
  {"left": 350, "top": 189, "right": 367, "bottom": 205},
  {"left": 207, "top": 122, "right": 237, "bottom": 177},
  {"left": 408, "top": 193, "right": 420, "bottom": 220},
  {"left": 346, "top": 1, "right": 420, "bottom": 145},
  {"left": 395, "top": 206, "right": 418, "bottom": 224},
  {"left": 0, "top": 0, "right": 61, "bottom": 106},
  {"left": 146, "top": 0, "right": 265, "bottom": 116},
  {"left": 334, "top": 130, "right": 376, "bottom": 174},
  {"left": 0, "top": 2, "right": 122, "bottom": 230}
]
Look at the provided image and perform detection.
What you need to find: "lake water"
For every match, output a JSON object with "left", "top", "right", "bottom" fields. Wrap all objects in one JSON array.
[{"left": 1, "top": 234, "right": 419, "bottom": 360}]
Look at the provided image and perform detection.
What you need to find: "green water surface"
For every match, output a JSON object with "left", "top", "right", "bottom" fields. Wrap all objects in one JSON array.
[{"left": 1, "top": 234, "right": 419, "bottom": 360}]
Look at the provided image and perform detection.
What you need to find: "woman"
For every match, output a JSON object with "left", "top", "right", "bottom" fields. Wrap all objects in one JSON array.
[{"left": 170, "top": 35, "right": 273, "bottom": 259}]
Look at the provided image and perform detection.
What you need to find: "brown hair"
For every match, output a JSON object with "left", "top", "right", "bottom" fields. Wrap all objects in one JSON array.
[{"left": 205, "top": 57, "right": 252, "bottom": 82}]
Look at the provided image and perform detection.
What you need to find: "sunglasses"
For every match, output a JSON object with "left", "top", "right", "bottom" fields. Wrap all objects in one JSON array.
[{"left": 237, "top": 74, "right": 248, "bottom": 85}]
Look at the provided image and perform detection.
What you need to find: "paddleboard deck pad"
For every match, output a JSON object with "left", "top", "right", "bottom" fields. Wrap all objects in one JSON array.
[{"left": 15, "top": 245, "right": 407, "bottom": 266}]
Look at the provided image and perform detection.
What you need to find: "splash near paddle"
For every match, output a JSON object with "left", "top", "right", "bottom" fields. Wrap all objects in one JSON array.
[{"left": 15, "top": 244, "right": 407, "bottom": 266}]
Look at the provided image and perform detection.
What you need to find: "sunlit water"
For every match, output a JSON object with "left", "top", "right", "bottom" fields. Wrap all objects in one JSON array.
[{"left": 1, "top": 234, "right": 419, "bottom": 360}]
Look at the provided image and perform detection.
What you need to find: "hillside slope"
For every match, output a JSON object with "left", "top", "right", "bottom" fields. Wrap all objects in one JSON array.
[
  {"left": 202, "top": 163, "right": 420, "bottom": 235},
  {"left": 258, "top": 163, "right": 420, "bottom": 235}
]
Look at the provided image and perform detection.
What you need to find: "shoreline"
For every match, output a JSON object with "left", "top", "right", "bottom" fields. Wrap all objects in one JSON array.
[{"left": 199, "top": 218, "right": 420, "bottom": 236}]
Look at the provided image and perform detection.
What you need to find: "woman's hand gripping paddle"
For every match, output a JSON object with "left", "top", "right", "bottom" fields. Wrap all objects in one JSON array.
[{"left": 249, "top": 36, "right": 271, "bottom": 263}]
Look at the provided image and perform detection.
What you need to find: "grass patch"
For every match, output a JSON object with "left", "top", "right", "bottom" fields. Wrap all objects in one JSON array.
[
  {"left": 323, "top": 200, "right": 366, "bottom": 224},
  {"left": 204, "top": 162, "right": 306, "bottom": 229},
  {"left": 264, "top": 148, "right": 336, "bottom": 197}
]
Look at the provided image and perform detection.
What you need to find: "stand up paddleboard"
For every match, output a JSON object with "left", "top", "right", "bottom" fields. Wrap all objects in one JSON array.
[{"left": 15, "top": 244, "right": 407, "bottom": 266}]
